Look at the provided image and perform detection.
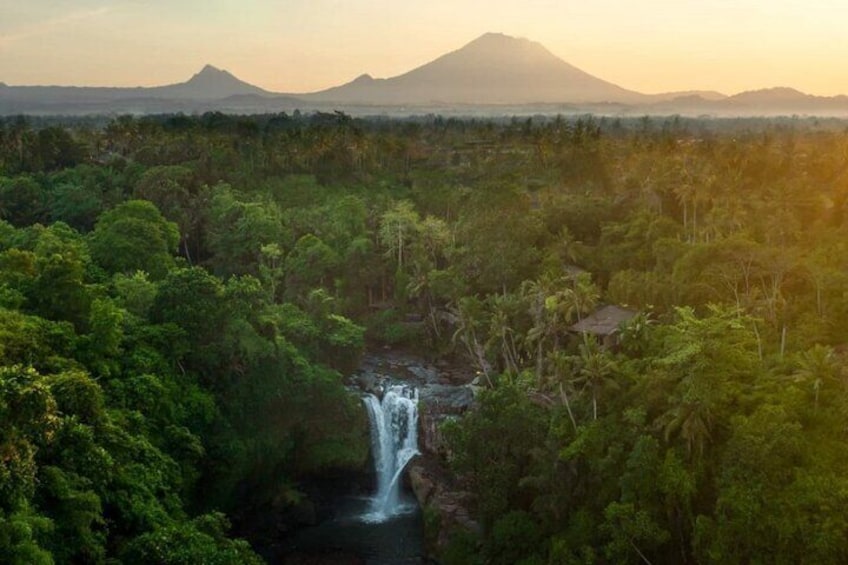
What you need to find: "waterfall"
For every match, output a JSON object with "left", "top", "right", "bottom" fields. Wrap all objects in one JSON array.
[{"left": 361, "top": 385, "right": 419, "bottom": 523}]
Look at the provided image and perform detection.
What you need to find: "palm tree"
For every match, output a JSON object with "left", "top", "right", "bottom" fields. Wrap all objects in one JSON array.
[
  {"left": 793, "top": 344, "right": 841, "bottom": 411},
  {"left": 548, "top": 350, "right": 578, "bottom": 432},
  {"left": 521, "top": 276, "right": 555, "bottom": 384},
  {"left": 663, "top": 399, "right": 714, "bottom": 460},
  {"left": 450, "top": 297, "right": 492, "bottom": 386},
  {"left": 564, "top": 272, "right": 599, "bottom": 324},
  {"left": 486, "top": 293, "right": 521, "bottom": 375},
  {"left": 571, "top": 339, "right": 618, "bottom": 420}
]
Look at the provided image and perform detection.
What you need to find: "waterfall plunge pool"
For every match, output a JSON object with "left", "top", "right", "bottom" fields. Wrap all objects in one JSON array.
[
  {"left": 278, "top": 494, "right": 424, "bottom": 564},
  {"left": 276, "top": 385, "right": 426, "bottom": 564}
]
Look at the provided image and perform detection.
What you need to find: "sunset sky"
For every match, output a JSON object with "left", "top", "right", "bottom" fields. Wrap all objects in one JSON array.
[{"left": 2, "top": 0, "right": 846, "bottom": 96}]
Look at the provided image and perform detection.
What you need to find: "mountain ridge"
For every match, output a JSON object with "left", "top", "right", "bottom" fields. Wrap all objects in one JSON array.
[{"left": 2, "top": 33, "right": 848, "bottom": 116}]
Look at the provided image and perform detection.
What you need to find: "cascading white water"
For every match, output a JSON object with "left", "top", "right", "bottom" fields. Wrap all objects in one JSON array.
[{"left": 361, "top": 385, "right": 419, "bottom": 523}]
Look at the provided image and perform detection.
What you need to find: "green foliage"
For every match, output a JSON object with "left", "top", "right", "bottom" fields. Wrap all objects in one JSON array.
[
  {"left": 0, "top": 366, "right": 58, "bottom": 511},
  {"left": 366, "top": 307, "right": 426, "bottom": 347},
  {"left": 0, "top": 175, "right": 47, "bottom": 227},
  {"left": 486, "top": 510, "right": 544, "bottom": 565},
  {"left": 207, "top": 183, "right": 289, "bottom": 277},
  {"left": 89, "top": 200, "right": 179, "bottom": 279},
  {"left": 7, "top": 114, "right": 848, "bottom": 563},
  {"left": 441, "top": 528, "right": 483, "bottom": 565},
  {"left": 283, "top": 233, "right": 339, "bottom": 299},
  {"left": 150, "top": 266, "right": 225, "bottom": 371},
  {"left": 36, "top": 466, "right": 105, "bottom": 564},
  {"left": 0, "top": 308, "right": 75, "bottom": 370},
  {"left": 27, "top": 222, "right": 92, "bottom": 329},
  {"left": 444, "top": 384, "right": 547, "bottom": 527},
  {"left": 0, "top": 506, "right": 55, "bottom": 565},
  {"left": 112, "top": 271, "right": 157, "bottom": 318},
  {"left": 48, "top": 182, "right": 103, "bottom": 233},
  {"left": 121, "top": 512, "right": 262, "bottom": 565},
  {"left": 47, "top": 370, "right": 105, "bottom": 425}
]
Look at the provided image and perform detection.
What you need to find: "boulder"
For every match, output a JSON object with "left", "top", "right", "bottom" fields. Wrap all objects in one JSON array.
[
  {"left": 418, "top": 384, "right": 474, "bottom": 413},
  {"left": 351, "top": 371, "right": 387, "bottom": 399}
]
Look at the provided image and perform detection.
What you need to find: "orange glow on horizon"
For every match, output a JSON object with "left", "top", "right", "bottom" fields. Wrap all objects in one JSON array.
[{"left": 2, "top": 1, "right": 847, "bottom": 97}]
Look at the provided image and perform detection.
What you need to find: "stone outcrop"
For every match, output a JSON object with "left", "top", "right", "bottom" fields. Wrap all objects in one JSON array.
[
  {"left": 417, "top": 384, "right": 474, "bottom": 455},
  {"left": 349, "top": 352, "right": 476, "bottom": 456},
  {"left": 407, "top": 455, "right": 480, "bottom": 554}
]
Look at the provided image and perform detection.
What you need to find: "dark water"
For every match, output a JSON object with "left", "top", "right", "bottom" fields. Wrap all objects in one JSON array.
[{"left": 270, "top": 492, "right": 426, "bottom": 565}]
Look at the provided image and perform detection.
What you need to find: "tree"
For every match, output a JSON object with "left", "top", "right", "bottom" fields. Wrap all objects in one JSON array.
[
  {"left": 484, "top": 292, "right": 523, "bottom": 375},
  {"left": 792, "top": 344, "right": 842, "bottom": 411},
  {"left": 654, "top": 306, "right": 759, "bottom": 459},
  {"left": 206, "top": 184, "right": 288, "bottom": 277},
  {"left": 283, "top": 234, "right": 339, "bottom": 301},
  {"left": 0, "top": 365, "right": 58, "bottom": 513},
  {"left": 89, "top": 200, "right": 179, "bottom": 280},
  {"left": 120, "top": 512, "right": 262, "bottom": 565},
  {"left": 456, "top": 192, "right": 543, "bottom": 293},
  {"left": 150, "top": 267, "right": 225, "bottom": 372},
  {"left": 443, "top": 385, "right": 547, "bottom": 529},
  {"left": 28, "top": 222, "right": 92, "bottom": 329},
  {"left": 450, "top": 296, "right": 492, "bottom": 384},
  {"left": 132, "top": 165, "right": 209, "bottom": 262},
  {"left": 112, "top": 271, "right": 157, "bottom": 319},
  {"left": 571, "top": 338, "right": 619, "bottom": 421},
  {"left": 48, "top": 182, "right": 104, "bottom": 233},
  {"left": 0, "top": 176, "right": 46, "bottom": 227},
  {"left": 378, "top": 200, "right": 420, "bottom": 270}
]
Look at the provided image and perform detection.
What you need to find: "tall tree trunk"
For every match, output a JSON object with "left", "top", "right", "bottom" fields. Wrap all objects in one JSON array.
[
  {"left": 536, "top": 340, "right": 544, "bottom": 384},
  {"left": 559, "top": 382, "right": 578, "bottom": 432},
  {"left": 592, "top": 390, "right": 598, "bottom": 421}
]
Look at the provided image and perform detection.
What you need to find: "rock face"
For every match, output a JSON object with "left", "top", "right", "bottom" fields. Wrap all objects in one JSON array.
[
  {"left": 350, "top": 351, "right": 481, "bottom": 557},
  {"left": 349, "top": 352, "right": 476, "bottom": 457},
  {"left": 407, "top": 456, "right": 480, "bottom": 553},
  {"left": 417, "top": 385, "right": 474, "bottom": 455}
]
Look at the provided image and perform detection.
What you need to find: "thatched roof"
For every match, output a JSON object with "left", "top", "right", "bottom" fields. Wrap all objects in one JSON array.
[
  {"left": 570, "top": 305, "right": 637, "bottom": 336},
  {"left": 563, "top": 264, "right": 587, "bottom": 278}
]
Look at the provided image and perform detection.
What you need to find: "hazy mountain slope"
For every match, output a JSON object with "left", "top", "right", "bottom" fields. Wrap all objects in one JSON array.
[
  {"left": 0, "top": 65, "right": 282, "bottom": 114},
  {"left": 3, "top": 35, "right": 848, "bottom": 116},
  {"left": 148, "top": 65, "right": 272, "bottom": 99},
  {"left": 304, "top": 33, "right": 647, "bottom": 105}
]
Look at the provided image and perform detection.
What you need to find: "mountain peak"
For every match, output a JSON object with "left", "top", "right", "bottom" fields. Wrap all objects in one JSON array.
[
  {"left": 474, "top": 32, "right": 518, "bottom": 42},
  {"left": 308, "top": 32, "right": 643, "bottom": 105},
  {"left": 187, "top": 64, "right": 237, "bottom": 84},
  {"left": 461, "top": 32, "right": 545, "bottom": 54},
  {"left": 150, "top": 64, "right": 269, "bottom": 100}
]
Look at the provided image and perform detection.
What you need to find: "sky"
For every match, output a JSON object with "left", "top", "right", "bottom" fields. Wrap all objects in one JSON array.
[{"left": 1, "top": 0, "right": 847, "bottom": 96}]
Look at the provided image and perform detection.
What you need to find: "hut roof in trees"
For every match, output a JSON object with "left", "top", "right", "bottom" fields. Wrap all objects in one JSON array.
[
  {"left": 563, "top": 264, "right": 587, "bottom": 278},
  {"left": 570, "top": 305, "right": 637, "bottom": 336}
]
